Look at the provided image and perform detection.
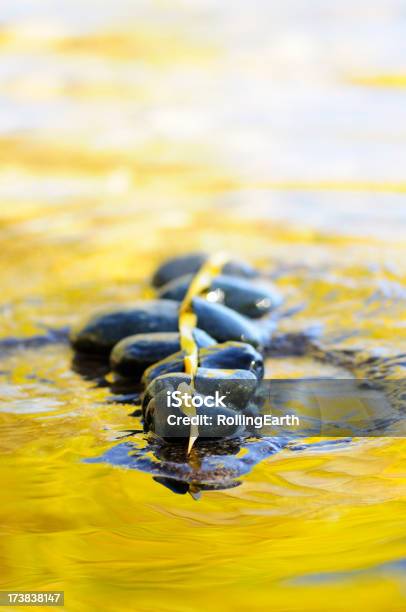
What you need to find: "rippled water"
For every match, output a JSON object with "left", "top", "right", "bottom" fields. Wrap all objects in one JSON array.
[{"left": 1, "top": 2, "right": 406, "bottom": 611}]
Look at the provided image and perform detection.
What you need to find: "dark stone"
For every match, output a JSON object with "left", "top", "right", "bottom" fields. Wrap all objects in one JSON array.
[
  {"left": 142, "top": 341, "right": 264, "bottom": 387},
  {"left": 142, "top": 368, "right": 258, "bottom": 439},
  {"left": 70, "top": 300, "right": 179, "bottom": 354},
  {"left": 192, "top": 297, "right": 264, "bottom": 347},
  {"left": 143, "top": 367, "right": 257, "bottom": 416},
  {"left": 110, "top": 329, "right": 215, "bottom": 377},
  {"left": 142, "top": 372, "right": 192, "bottom": 416},
  {"left": 196, "top": 341, "right": 264, "bottom": 379},
  {"left": 152, "top": 253, "right": 206, "bottom": 287},
  {"left": 195, "top": 368, "right": 257, "bottom": 409},
  {"left": 158, "top": 273, "right": 282, "bottom": 318},
  {"left": 147, "top": 396, "right": 241, "bottom": 440},
  {"left": 151, "top": 253, "right": 257, "bottom": 288}
]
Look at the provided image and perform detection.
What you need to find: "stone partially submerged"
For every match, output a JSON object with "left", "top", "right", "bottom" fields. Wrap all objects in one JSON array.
[
  {"left": 110, "top": 329, "right": 215, "bottom": 377},
  {"left": 151, "top": 252, "right": 257, "bottom": 287},
  {"left": 192, "top": 297, "right": 265, "bottom": 347},
  {"left": 70, "top": 300, "right": 180, "bottom": 354},
  {"left": 141, "top": 341, "right": 264, "bottom": 387},
  {"left": 142, "top": 368, "right": 258, "bottom": 439},
  {"left": 158, "top": 273, "right": 282, "bottom": 318}
]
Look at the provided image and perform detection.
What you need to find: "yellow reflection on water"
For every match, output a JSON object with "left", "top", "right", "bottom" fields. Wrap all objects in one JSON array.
[{"left": 0, "top": 4, "right": 406, "bottom": 612}]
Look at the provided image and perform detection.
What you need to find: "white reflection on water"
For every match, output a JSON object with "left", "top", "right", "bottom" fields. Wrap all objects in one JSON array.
[{"left": 0, "top": 0, "right": 406, "bottom": 236}]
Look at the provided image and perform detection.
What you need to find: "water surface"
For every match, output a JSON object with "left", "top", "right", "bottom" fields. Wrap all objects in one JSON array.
[{"left": 0, "top": 2, "right": 406, "bottom": 611}]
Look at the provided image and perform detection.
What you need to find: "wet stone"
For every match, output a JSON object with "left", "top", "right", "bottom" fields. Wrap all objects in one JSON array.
[
  {"left": 147, "top": 398, "right": 241, "bottom": 441},
  {"left": 193, "top": 341, "right": 264, "bottom": 379},
  {"left": 195, "top": 368, "right": 258, "bottom": 409},
  {"left": 142, "top": 368, "right": 258, "bottom": 440},
  {"left": 191, "top": 297, "right": 264, "bottom": 348},
  {"left": 110, "top": 329, "right": 215, "bottom": 377},
  {"left": 69, "top": 300, "right": 179, "bottom": 354},
  {"left": 142, "top": 372, "right": 193, "bottom": 415},
  {"left": 143, "top": 367, "right": 258, "bottom": 416},
  {"left": 151, "top": 252, "right": 257, "bottom": 288},
  {"left": 141, "top": 341, "right": 264, "bottom": 388},
  {"left": 158, "top": 273, "right": 282, "bottom": 318}
]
